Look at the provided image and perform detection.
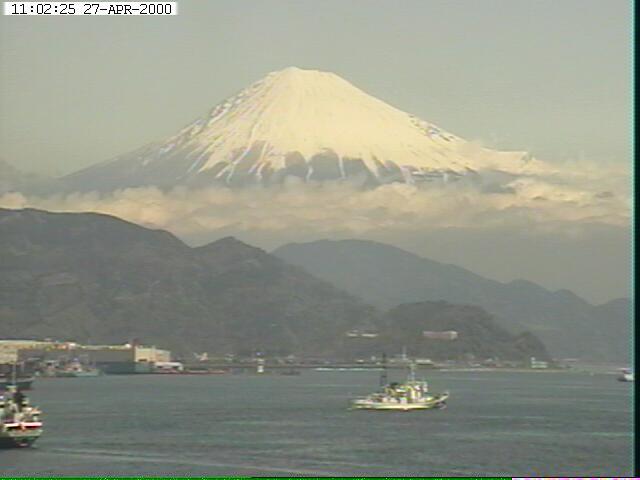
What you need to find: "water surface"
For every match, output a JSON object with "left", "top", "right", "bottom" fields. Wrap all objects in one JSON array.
[{"left": 0, "top": 370, "right": 633, "bottom": 476}]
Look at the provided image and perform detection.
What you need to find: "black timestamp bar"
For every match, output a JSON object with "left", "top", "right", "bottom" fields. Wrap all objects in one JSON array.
[{"left": 4, "top": 2, "right": 177, "bottom": 15}]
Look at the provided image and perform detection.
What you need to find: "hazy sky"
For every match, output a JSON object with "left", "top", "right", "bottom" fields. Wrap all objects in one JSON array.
[{"left": 0, "top": 0, "right": 631, "bottom": 175}]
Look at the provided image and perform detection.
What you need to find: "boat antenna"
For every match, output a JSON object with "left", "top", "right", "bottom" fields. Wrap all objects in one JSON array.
[
  {"left": 408, "top": 361, "right": 416, "bottom": 382},
  {"left": 380, "top": 352, "right": 387, "bottom": 386}
]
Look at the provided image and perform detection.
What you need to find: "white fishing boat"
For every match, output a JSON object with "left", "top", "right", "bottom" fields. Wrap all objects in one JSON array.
[
  {"left": 0, "top": 385, "right": 43, "bottom": 448},
  {"left": 351, "top": 362, "right": 448, "bottom": 411}
]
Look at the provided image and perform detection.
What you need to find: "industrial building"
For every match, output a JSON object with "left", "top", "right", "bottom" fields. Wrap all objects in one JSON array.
[
  {"left": 4, "top": 340, "right": 172, "bottom": 374},
  {"left": 0, "top": 340, "right": 57, "bottom": 363},
  {"left": 422, "top": 330, "right": 459, "bottom": 340}
]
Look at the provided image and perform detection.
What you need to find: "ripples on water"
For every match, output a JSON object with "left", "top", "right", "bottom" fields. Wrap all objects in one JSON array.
[{"left": 0, "top": 370, "right": 633, "bottom": 476}]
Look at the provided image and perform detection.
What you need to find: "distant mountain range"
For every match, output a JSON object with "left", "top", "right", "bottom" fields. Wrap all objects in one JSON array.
[
  {"left": 0, "top": 208, "right": 550, "bottom": 362},
  {"left": 0, "top": 208, "right": 374, "bottom": 356},
  {"left": 273, "top": 239, "right": 631, "bottom": 363}
]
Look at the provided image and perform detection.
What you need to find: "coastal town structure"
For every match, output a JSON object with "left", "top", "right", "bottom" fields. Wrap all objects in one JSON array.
[{"left": 1, "top": 339, "right": 171, "bottom": 374}]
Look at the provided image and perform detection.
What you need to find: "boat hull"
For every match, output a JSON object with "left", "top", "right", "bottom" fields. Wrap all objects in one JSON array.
[
  {"left": 0, "top": 433, "right": 41, "bottom": 448},
  {"left": 55, "top": 370, "right": 100, "bottom": 378},
  {"left": 352, "top": 394, "right": 448, "bottom": 411},
  {"left": 351, "top": 403, "right": 445, "bottom": 411},
  {"left": 0, "top": 425, "right": 42, "bottom": 448}
]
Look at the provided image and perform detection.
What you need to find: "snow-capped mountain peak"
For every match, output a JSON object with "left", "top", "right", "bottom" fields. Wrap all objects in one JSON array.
[{"left": 63, "top": 67, "right": 539, "bottom": 191}]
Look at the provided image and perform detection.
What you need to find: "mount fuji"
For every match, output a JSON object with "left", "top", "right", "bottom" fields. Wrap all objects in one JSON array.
[{"left": 62, "top": 67, "right": 546, "bottom": 191}]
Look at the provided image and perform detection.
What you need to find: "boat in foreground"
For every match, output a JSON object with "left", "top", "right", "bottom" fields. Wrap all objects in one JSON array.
[
  {"left": 351, "top": 363, "right": 449, "bottom": 411},
  {"left": 0, "top": 385, "right": 43, "bottom": 448}
]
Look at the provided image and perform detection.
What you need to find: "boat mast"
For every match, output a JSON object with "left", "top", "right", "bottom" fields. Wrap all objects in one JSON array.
[
  {"left": 408, "top": 361, "right": 416, "bottom": 382},
  {"left": 379, "top": 352, "right": 387, "bottom": 386}
]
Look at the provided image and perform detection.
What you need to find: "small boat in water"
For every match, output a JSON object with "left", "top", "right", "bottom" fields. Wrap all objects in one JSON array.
[
  {"left": 351, "top": 362, "right": 448, "bottom": 411},
  {"left": 55, "top": 368, "right": 101, "bottom": 378},
  {"left": 0, "top": 385, "right": 43, "bottom": 448},
  {"left": 54, "top": 362, "right": 101, "bottom": 378},
  {"left": 617, "top": 369, "right": 634, "bottom": 382}
]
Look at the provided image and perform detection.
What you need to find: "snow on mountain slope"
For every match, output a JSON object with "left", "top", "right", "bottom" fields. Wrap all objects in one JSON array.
[{"left": 63, "top": 67, "right": 549, "bottom": 191}]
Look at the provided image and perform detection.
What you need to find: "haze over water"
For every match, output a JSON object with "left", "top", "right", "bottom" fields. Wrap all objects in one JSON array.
[{"left": 0, "top": 371, "right": 632, "bottom": 476}]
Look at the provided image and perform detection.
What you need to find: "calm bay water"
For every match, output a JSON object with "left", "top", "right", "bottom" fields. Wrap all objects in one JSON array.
[{"left": 0, "top": 370, "right": 633, "bottom": 476}]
